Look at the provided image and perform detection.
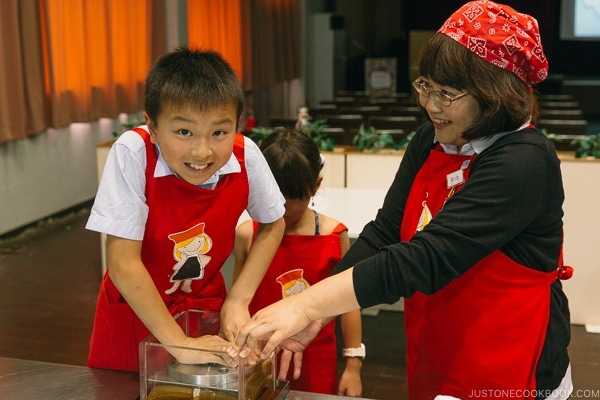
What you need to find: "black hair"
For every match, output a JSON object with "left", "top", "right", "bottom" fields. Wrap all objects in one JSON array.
[
  {"left": 259, "top": 128, "right": 323, "bottom": 200},
  {"left": 144, "top": 47, "right": 245, "bottom": 127}
]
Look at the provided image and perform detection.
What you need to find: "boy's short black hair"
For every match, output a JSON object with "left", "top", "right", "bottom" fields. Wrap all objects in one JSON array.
[{"left": 144, "top": 47, "right": 245, "bottom": 126}]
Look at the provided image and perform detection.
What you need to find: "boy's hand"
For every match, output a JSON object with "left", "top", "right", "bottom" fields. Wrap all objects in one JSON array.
[{"left": 174, "top": 335, "right": 237, "bottom": 367}]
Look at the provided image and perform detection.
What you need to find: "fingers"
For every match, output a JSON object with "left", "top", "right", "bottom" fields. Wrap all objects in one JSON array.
[
  {"left": 229, "top": 320, "right": 273, "bottom": 358},
  {"left": 176, "top": 335, "right": 238, "bottom": 366},
  {"left": 221, "top": 328, "right": 236, "bottom": 343},
  {"left": 292, "top": 351, "right": 303, "bottom": 380},
  {"left": 177, "top": 347, "right": 235, "bottom": 366},
  {"left": 219, "top": 352, "right": 238, "bottom": 368},
  {"left": 260, "top": 333, "right": 284, "bottom": 359},
  {"left": 277, "top": 349, "right": 292, "bottom": 380},
  {"left": 228, "top": 329, "right": 257, "bottom": 359}
]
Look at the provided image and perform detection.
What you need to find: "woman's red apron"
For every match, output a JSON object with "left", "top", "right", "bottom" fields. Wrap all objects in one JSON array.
[
  {"left": 88, "top": 128, "right": 249, "bottom": 371},
  {"left": 400, "top": 146, "right": 558, "bottom": 400},
  {"left": 249, "top": 222, "right": 347, "bottom": 395}
]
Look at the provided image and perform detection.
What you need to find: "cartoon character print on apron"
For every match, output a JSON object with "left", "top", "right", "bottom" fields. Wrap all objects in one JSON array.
[
  {"left": 88, "top": 128, "right": 249, "bottom": 372},
  {"left": 400, "top": 145, "right": 560, "bottom": 400},
  {"left": 249, "top": 221, "right": 347, "bottom": 395}
]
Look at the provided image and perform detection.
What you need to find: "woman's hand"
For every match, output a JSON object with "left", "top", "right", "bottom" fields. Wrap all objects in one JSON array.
[
  {"left": 275, "top": 320, "right": 324, "bottom": 379},
  {"left": 219, "top": 302, "right": 266, "bottom": 366},
  {"left": 227, "top": 298, "right": 320, "bottom": 360},
  {"left": 172, "top": 335, "right": 237, "bottom": 367}
]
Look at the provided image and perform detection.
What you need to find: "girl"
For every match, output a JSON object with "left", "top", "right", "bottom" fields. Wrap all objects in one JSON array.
[{"left": 233, "top": 128, "right": 363, "bottom": 397}]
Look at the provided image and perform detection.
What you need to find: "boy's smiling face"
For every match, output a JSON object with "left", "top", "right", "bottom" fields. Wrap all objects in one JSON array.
[{"left": 145, "top": 102, "right": 238, "bottom": 186}]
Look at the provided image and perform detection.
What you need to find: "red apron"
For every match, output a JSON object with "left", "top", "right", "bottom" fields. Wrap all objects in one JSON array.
[
  {"left": 401, "top": 146, "right": 557, "bottom": 400},
  {"left": 88, "top": 128, "right": 249, "bottom": 371},
  {"left": 249, "top": 222, "right": 347, "bottom": 395}
]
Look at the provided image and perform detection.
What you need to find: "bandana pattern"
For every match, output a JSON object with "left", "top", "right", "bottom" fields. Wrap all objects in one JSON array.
[{"left": 438, "top": 1, "right": 548, "bottom": 85}]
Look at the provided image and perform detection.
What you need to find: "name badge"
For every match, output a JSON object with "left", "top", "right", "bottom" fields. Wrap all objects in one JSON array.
[{"left": 446, "top": 169, "right": 465, "bottom": 188}]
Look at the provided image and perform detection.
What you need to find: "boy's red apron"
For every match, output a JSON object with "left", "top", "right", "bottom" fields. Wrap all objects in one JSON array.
[
  {"left": 400, "top": 145, "right": 558, "bottom": 400},
  {"left": 249, "top": 221, "right": 348, "bottom": 395},
  {"left": 88, "top": 128, "right": 249, "bottom": 371}
]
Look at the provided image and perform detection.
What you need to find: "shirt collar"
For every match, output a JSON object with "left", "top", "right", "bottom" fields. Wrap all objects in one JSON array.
[{"left": 437, "top": 121, "right": 531, "bottom": 155}]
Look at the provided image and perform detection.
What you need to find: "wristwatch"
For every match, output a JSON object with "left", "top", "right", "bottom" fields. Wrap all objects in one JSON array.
[{"left": 342, "top": 343, "right": 366, "bottom": 359}]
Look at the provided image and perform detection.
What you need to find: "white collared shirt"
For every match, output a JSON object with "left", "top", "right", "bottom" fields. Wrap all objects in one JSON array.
[
  {"left": 438, "top": 121, "right": 532, "bottom": 155},
  {"left": 86, "top": 128, "right": 285, "bottom": 240}
]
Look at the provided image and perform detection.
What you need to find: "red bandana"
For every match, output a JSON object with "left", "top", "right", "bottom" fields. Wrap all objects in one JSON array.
[{"left": 438, "top": 1, "right": 548, "bottom": 85}]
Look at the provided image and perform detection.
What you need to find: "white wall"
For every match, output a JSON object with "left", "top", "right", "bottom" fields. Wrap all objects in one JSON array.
[
  {"left": 305, "top": 13, "right": 337, "bottom": 107},
  {"left": 559, "top": 159, "right": 600, "bottom": 329},
  {"left": 0, "top": 1, "right": 184, "bottom": 237},
  {"left": 0, "top": 118, "right": 125, "bottom": 236}
]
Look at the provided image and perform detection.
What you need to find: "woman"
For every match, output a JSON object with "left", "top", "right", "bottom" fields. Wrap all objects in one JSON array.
[{"left": 230, "top": 2, "right": 572, "bottom": 399}]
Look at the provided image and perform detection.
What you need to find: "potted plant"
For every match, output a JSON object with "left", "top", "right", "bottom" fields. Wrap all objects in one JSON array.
[
  {"left": 571, "top": 134, "right": 600, "bottom": 158},
  {"left": 249, "top": 119, "right": 337, "bottom": 151},
  {"left": 352, "top": 124, "right": 414, "bottom": 152},
  {"left": 545, "top": 131, "right": 600, "bottom": 159}
]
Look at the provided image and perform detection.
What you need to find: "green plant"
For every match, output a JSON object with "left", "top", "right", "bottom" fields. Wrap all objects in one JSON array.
[
  {"left": 249, "top": 119, "right": 337, "bottom": 151},
  {"left": 571, "top": 134, "right": 600, "bottom": 158},
  {"left": 248, "top": 126, "right": 274, "bottom": 146},
  {"left": 300, "top": 119, "right": 336, "bottom": 151},
  {"left": 396, "top": 131, "right": 416, "bottom": 150},
  {"left": 352, "top": 124, "right": 415, "bottom": 152},
  {"left": 545, "top": 131, "right": 600, "bottom": 158},
  {"left": 112, "top": 118, "right": 145, "bottom": 138}
]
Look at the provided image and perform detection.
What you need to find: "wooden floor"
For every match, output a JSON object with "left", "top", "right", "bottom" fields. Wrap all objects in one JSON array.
[{"left": 0, "top": 206, "right": 599, "bottom": 399}]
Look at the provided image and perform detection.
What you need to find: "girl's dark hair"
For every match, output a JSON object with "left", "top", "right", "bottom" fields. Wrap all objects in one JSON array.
[
  {"left": 144, "top": 47, "right": 245, "bottom": 127},
  {"left": 418, "top": 34, "right": 538, "bottom": 140},
  {"left": 259, "top": 128, "right": 323, "bottom": 200}
]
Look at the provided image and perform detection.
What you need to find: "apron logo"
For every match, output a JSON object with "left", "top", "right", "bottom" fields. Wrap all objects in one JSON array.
[
  {"left": 276, "top": 268, "right": 310, "bottom": 298},
  {"left": 417, "top": 192, "right": 433, "bottom": 232},
  {"left": 165, "top": 222, "right": 213, "bottom": 294}
]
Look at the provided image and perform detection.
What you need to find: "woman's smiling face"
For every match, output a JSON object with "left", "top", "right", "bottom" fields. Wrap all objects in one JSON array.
[{"left": 418, "top": 77, "right": 481, "bottom": 152}]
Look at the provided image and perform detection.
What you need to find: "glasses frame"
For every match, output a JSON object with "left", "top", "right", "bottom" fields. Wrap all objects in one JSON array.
[{"left": 412, "top": 78, "right": 468, "bottom": 107}]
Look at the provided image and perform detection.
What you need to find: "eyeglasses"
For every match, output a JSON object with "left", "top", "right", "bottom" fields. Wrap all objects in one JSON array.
[{"left": 412, "top": 78, "right": 468, "bottom": 107}]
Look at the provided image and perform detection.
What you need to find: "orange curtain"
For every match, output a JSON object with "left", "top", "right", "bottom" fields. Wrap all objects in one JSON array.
[
  {"left": 250, "top": 0, "right": 301, "bottom": 87},
  {"left": 0, "top": 0, "right": 46, "bottom": 143},
  {"left": 39, "top": 0, "right": 153, "bottom": 129},
  {"left": 186, "top": 0, "right": 245, "bottom": 86}
]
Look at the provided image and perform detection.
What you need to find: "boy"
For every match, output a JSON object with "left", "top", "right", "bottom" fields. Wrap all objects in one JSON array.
[{"left": 86, "top": 47, "right": 285, "bottom": 371}]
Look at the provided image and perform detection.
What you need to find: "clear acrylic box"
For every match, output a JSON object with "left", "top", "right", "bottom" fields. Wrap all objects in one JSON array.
[{"left": 139, "top": 309, "right": 288, "bottom": 400}]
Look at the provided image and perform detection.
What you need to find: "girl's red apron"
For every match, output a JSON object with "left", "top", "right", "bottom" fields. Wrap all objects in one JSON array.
[
  {"left": 88, "top": 128, "right": 249, "bottom": 372},
  {"left": 400, "top": 145, "right": 558, "bottom": 400},
  {"left": 249, "top": 221, "right": 348, "bottom": 395}
]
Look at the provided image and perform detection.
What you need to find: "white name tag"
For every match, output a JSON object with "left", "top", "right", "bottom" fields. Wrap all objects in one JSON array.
[{"left": 446, "top": 169, "right": 465, "bottom": 188}]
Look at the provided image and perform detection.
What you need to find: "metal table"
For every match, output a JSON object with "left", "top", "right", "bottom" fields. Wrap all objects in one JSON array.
[{"left": 0, "top": 357, "right": 369, "bottom": 400}]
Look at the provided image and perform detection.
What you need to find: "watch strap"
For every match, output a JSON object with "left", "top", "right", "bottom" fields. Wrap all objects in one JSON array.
[{"left": 342, "top": 342, "right": 366, "bottom": 359}]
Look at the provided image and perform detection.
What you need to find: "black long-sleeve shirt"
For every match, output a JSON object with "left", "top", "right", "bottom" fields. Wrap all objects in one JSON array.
[{"left": 333, "top": 122, "right": 571, "bottom": 393}]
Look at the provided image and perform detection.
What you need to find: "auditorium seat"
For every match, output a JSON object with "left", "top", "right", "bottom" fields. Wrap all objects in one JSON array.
[
  {"left": 536, "top": 119, "right": 588, "bottom": 136},
  {"left": 368, "top": 115, "right": 421, "bottom": 134},
  {"left": 316, "top": 114, "right": 365, "bottom": 145}
]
